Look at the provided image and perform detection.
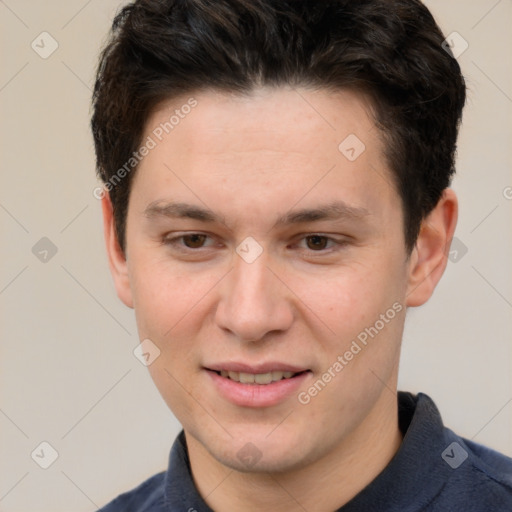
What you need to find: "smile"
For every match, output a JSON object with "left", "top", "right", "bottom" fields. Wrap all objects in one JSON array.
[
  {"left": 205, "top": 366, "right": 312, "bottom": 407},
  {"left": 215, "top": 370, "right": 306, "bottom": 384}
]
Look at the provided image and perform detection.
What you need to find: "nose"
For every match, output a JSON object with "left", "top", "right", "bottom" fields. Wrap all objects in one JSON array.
[{"left": 215, "top": 251, "right": 294, "bottom": 343}]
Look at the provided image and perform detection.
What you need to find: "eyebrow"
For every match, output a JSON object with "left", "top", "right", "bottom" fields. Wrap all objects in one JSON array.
[
  {"left": 143, "top": 200, "right": 370, "bottom": 228},
  {"left": 275, "top": 201, "right": 370, "bottom": 226},
  {"left": 144, "top": 201, "right": 222, "bottom": 223}
]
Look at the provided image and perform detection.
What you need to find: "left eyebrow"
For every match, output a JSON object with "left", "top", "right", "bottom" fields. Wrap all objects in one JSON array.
[{"left": 272, "top": 200, "right": 371, "bottom": 228}]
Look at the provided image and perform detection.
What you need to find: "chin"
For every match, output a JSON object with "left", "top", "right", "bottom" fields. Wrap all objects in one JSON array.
[
  {"left": 207, "top": 427, "right": 314, "bottom": 474},
  {"left": 221, "top": 448, "right": 307, "bottom": 474}
]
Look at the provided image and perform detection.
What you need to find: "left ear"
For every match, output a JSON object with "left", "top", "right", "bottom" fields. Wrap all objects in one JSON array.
[{"left": 406, "top": 188, "right": 458, "bottom": 307}]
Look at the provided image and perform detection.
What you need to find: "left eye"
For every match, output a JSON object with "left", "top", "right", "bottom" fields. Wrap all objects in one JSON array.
[{"left": 300, "top": 235, "right": 332, "bottom": 251}]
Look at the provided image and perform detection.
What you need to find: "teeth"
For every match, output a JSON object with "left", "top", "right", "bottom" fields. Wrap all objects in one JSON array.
[
  {"left": 219, "top": 370, "right": 298, "bottom": 384},
  {"left": 255, "top": 372, "right": 272, "bottom": 384},
  {"left": 275, "top": 371, "right": 294, "bottom": 380},
  {"left": 239, "top": 372, "right": 255, "bottom": 384}
]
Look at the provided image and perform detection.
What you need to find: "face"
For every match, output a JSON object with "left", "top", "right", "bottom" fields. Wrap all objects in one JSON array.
[{"left": 106, "top": 87, "right": 442, "bottom": 473}]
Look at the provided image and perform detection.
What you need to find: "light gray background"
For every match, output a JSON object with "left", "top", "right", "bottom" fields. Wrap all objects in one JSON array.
[{"left": 1, "top": 1, "right": 511, "bottom": 510}]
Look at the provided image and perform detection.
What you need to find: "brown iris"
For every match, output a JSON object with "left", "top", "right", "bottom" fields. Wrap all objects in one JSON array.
[
  {"left": 182, "top": 234, "right": 207, "bottom": 248},
  {"left": 305, "top": 235, "right": 328, "bottom": 250}
]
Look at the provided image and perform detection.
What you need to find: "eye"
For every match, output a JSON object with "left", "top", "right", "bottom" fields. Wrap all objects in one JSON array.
[
  {"left": 163, "top": 233, "right": 215, "bottom": 250},
  {"left": 298, "top": 235, "right": 340, "bottom": 252},
  {"left": 303, "top": 235, "right": 330, "bottom": 251},
  {"left": 181, "top": 233, "right": 208, "bottom": 248}
]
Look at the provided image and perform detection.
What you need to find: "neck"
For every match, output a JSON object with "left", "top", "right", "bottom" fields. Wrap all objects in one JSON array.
[{"left": 187, "top": 390, "right": 402, "bottom": 512}]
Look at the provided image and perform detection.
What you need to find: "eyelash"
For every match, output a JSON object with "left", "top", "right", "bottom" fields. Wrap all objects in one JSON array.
[{"left": 162, "top": 233, "right": 348, "bottom": 256}]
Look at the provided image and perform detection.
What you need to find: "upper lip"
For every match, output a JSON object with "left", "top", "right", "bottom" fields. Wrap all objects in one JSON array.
[{"left": 205, "top": 362, "right": 310, "bottom": 374}]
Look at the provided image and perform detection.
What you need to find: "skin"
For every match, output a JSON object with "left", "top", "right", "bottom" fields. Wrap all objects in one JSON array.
[{"left": 102, "top": 86, "right": 458, "bottom": 511}]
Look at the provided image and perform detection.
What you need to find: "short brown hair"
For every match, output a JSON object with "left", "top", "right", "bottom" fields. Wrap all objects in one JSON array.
[{"left": 91, "top": 0, "right": 466, "bottom": 252}]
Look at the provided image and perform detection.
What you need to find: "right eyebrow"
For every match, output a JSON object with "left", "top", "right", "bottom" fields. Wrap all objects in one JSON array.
[{"left": 144, "top": 201, "right": 226, "bottom": 224}]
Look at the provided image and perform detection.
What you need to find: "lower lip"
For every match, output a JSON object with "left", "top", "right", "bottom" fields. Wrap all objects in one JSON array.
[{"left": 205, "top": 370, "right": 311, "bottom": 408}]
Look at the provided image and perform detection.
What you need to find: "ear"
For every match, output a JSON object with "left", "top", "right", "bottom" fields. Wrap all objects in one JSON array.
[
  {"left": 406, "top": 188, "right": 458, "bottom": 307},
  {"left": 101, "top": 193, "right": 134, "bottom": 308}
]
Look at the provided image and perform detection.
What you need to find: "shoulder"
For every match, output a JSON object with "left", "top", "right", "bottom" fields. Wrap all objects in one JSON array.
[
  {"left": 98, "top": 471, "right": 166, "bottom": 512},
  {"left": 431, "top": 432, "right": 512, "bottom": 510},
  {"left": 397, "top": 392, "right": 512, "bottom": 511}
]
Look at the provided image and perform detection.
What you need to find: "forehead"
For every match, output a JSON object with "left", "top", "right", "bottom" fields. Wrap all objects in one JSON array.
[
  {"left": 131, "top": 87, "right": 398, "bottom": 226},
  {"left": 145, "top": 86, "right": 380, "bottom": 160}
]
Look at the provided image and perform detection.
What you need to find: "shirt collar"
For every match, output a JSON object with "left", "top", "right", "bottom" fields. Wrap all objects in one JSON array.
[
  {"left": 163, "top": 392, "right": 452, "bottom": 511},
  {"left": 338, "top": 392, "right": 453, "bottom": 511}
]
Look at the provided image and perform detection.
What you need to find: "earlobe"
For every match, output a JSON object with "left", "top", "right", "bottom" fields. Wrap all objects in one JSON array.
[
  {"left": 405, "top": 189, "right": 458, "bottom": 307},
  {"left": 101, "top": 194, "right": 134, "bottom": 308}
]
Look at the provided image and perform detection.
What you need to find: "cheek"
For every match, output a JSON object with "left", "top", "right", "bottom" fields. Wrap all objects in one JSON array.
[
  {"left": 128, "top": 253, "right": 223, "bottom": 340},
  {"left": 130, "top": 266, "right": 173, "bottom": 337},
  {"left": 296, "top": 262, "right": 404, "bottom": 336},
  {"left": 129, "top": 254, "right": 187, "bottom": 339}
]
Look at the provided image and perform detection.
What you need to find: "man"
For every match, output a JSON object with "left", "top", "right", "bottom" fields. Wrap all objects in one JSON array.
[{"left": 91, "top": 0, "right": 512, "bottom": 510}]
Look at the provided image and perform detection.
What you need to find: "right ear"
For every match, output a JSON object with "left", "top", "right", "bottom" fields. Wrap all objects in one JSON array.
[{"left": 101, "top": 193, "right": 134, "bottom": 308}]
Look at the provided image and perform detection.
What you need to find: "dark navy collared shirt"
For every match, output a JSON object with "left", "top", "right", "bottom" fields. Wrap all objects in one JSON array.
[{"left": 98, "top": 392, "right": 512, "bottom": 511}]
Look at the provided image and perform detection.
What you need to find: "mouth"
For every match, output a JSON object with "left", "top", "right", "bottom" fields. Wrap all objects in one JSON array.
[
  {"left": 211, "top": 369, "right": 308, "bottom": 384},
  {"left": 204, "top": 364, "right": 312, "bottom": 407}
]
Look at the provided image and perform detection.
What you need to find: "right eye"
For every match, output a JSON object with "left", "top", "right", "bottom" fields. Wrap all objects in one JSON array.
[{"left": 163, "top": 233, "right": 216, "bottom": 251}]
